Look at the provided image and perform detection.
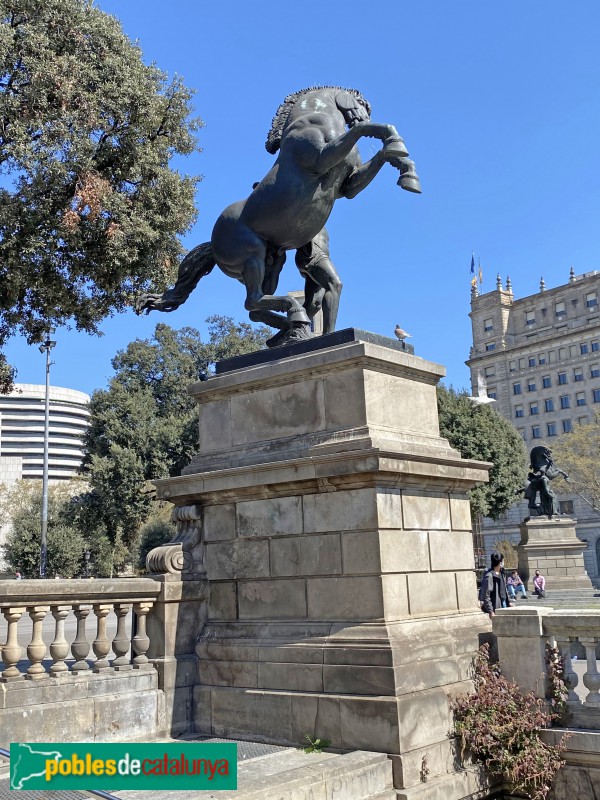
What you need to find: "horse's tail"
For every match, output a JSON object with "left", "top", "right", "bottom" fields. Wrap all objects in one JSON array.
[{"left": 135, "top": 242, "right": 216, "bottom": 314}]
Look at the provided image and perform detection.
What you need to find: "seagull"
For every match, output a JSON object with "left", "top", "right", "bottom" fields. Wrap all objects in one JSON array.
[
  {"left": 394, "top": 324, "right": 412, "bottom": 341},
  {"left": 468, "top": 370, "right": 496, "bottom": 405}
]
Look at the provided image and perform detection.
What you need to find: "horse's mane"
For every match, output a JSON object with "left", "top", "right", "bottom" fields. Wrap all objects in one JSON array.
[{"left": 265, "top": 86, "right": 371, "bottom": 154}]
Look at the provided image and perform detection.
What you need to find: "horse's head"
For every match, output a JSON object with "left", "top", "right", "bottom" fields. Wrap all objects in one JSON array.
[{"left": 265, "top": 86, "right": 371, "bottom": 154}]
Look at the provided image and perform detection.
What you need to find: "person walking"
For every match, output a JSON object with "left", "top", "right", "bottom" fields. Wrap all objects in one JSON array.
[{"left": 479, "top": 552, "right": 512, "bottom": 619}]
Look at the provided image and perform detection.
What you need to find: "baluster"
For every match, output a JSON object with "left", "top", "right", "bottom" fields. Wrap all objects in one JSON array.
[
  {"left": 112, "top": 603, "right": 132, "bottom": 670},
  {"left": 132, "top": 602, "right": 152, "bottom": 668},
  {"left": 580, "top": 637, "right": 600, "bottom": 705},
  {"left": 26, "top": 606, "right": 50, "bottom": 679},
  {"left": 49, "top": 606, "right": 71, "bottom": 676},
  {"left": 556, "top": 636, "right": 579, "bottom": 702},
  {"left": 92, "top": 604, "right": 112, "bottom": 672},
  {"left": 71, "top": 605, "right": 92, "bottom": 672},
  {"left": 1, "top": 606, "right": 26, "bottom": 681}
]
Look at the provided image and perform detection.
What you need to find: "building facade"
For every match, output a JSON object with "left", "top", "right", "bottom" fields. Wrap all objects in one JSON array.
[
  {"left": 466, "top": 269, "right": 600, "bottom": 586},
  {"left": 0, "top": 384, "right": 90, "bottom": 483}
]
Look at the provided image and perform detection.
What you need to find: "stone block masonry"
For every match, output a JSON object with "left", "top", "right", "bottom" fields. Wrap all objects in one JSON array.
[{"left": 154, "top": 332, "right": 492, "bottom": 800}]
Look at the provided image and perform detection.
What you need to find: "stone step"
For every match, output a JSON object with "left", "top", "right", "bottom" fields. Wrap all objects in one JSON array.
[{"left": 117, "top": 749, "right": 393, "bottom": 800}]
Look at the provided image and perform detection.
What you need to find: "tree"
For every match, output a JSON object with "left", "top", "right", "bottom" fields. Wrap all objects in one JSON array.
[
  {"left": 0, "top": 0, "right": 202, "bottom": 389},
  {"left": 551, "top": 412, "right": 600, "bottom": 513},
  {"left": 72, "top": 317, "right": 269, "bottom": 570},
  {"left": 437, "top": 385, "right": 528, "bottom": 519},
  {"left": 3, "top": 481, "right": 86, "bottom": 577}
]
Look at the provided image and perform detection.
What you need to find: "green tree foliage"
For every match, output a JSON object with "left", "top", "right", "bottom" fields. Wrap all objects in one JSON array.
[
  {"left": 437, "top": 385, "right": 528, "bottom": 519},
  {"left": 551, "top": 412, "right": 600, "bottom": 513},
  {"left": 3, "top": 481, "right": 86, "bottom": 577},
  {"left": 72, "top": 317, "right": 269, "bottom": 570},
  {"left": 0, "top": 0, "right": 202, "bottom": 388}
]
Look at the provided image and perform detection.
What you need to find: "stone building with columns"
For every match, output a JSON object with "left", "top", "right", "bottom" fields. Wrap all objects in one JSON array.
[{"left": 466, "top": 268, "right": 600, "bottom": 586}]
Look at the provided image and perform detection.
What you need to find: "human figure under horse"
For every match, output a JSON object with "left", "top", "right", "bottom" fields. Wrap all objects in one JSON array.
[{"left": 136, "top": 86, "right": 421, "bottom": 346}]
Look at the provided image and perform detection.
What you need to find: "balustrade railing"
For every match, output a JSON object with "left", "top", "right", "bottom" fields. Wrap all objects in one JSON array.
[
  {"left": 493, "top": 607, "right": 600, "bottom": 729},
  {"left": 0, "top": 579, "right": 160, "bottom": 683}
]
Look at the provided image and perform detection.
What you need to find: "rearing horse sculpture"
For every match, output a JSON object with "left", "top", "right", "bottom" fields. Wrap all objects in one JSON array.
[{"left": 136, "top": 86, "right": 421, "bottom": 346}]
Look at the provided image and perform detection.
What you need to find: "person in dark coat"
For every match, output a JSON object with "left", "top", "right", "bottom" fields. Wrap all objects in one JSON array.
[{"left": 479, "top": 552, "right": 512, "bottom": 619}]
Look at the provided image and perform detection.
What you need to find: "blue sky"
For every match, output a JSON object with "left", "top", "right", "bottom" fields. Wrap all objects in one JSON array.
[{"left": 5, "top": 1, "right": 600, "bottom": 395}]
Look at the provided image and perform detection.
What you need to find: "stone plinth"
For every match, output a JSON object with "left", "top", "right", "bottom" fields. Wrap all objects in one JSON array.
[
  {"left": 517, "top": 517, "right": 593, "bottom": 590},
  {"left": 155, "top": 333, "right": 491, "bottom": 799}
]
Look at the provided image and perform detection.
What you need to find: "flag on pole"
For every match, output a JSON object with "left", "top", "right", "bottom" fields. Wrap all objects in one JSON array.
[
  {"left": 478, "top": 258, "right": 483, "bottom": 285},
  {"left": 470, "top": 253, "right": 477, "bottom": 287}
]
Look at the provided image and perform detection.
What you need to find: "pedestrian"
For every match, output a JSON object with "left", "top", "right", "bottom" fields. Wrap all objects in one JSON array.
[
  {"left": 15, "top": 571, "right": 21, "bottom": 580},
  {"left": 506, "top": 570, "right": 527, "bottom": 600},
  {"left": 533, "top": 569, "right": 546, "bottom": 598},
  {"left": 479, "top": 552, "right": 512, "bottom": 619}
]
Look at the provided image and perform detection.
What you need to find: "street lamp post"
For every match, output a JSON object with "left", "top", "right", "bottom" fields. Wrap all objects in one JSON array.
[{"left": 39, "top": 332, "right": 56, "bottom": 578}]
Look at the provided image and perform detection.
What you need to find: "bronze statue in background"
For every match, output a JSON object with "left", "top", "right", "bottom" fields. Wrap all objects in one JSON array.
[
  {"left": 524, "top": 446, "right": 569, "bottom": 517},
  {"left": 136, "top": 86, "right": 421, "bottom": 346}
]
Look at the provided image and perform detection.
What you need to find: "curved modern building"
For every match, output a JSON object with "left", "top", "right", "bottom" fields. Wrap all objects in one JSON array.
[{"left": 0, "top": 384, "right": 90, "bottom": 481}]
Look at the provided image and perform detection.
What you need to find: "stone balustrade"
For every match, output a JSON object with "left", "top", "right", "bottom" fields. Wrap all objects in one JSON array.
[
  {"left": 493, "top": 606, "right": 600, "bottom": 729},
  {"left": 0, "top": 578, "right": 161, "bottom": 682}
]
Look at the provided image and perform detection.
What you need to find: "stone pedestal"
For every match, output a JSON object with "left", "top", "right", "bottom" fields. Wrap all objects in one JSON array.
[
  {"left": 517, "top": 517, "right": 592, "bottom": 590},
  {"left": 155, "top": 331, "right": 491, "bottom": 799}
]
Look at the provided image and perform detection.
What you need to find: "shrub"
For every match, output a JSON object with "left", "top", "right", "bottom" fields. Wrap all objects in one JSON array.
[{"left": 451, "top": 644, "right": 568, "bottom": 800}]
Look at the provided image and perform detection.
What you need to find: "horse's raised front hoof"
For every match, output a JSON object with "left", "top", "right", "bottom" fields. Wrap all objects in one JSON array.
[{"left": 383, "top": 136, "right": 408, "bottom": 158}]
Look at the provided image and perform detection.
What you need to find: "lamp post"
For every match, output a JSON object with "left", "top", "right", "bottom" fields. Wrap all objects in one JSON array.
[{"left": 39, "top": 331, "right": 56, "bottom": 578}]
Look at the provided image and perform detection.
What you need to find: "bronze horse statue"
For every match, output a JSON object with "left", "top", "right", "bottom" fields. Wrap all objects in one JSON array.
[{"left": 136, "top": 86, "right": 421, "bottom": 346}]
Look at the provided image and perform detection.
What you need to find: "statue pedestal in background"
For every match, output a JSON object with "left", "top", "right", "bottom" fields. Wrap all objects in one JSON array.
[
  {"left": 517, "top": 517, "right": 592, "bottom": 590},
  {"left": 155, "top": 329, "right": 490, "bottom": 799}
]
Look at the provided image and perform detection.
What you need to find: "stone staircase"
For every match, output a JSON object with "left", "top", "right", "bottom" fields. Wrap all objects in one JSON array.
[
  {"left": 117, "top": 749, "right": 396, "bottom": 800},
  {"left": 518, "top": 588, "right": 600, "bottom": 609}
]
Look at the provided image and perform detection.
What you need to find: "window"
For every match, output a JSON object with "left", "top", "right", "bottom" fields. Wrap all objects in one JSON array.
[
  {"left": 558, "top": 372, "right": 567, "bottom": 385},
  {"left": 484, "top": 366, "right": 495, "bottom": 378},
  {"left": 570, "top": 345, "right": 578, "bottom": 358},
  {"left": 542, "top": 375, "right": 551, "bottom": 388},
  {"left": 581, "top": 343, "right": 589, "bottom": 355},
  {"left": 592, "top": 341, "right": 600, "bottom": 352},
  {"left": 548, "top": 350, "right": 556, "bottom": 363},
  {"left": 509, "top": 360, "right": 517, "bottom": 372},
  {"left": 576, "top": 391, "right": 586, "bottom": 406},
  {"left": 586, "top": 291, "right": 598, "bottom": 308},
  {"left": 488, "top": 390, "right": 497, "bottom": 400},
  {"left": 519, "top": 358, "right": 525, "bottom": 369},
  {"left": 527, "top": 380, "right": 536, "bottom": 392},
  {"left": 539, "top": 356, "right": 546, "bottom": 365},
  {"left": 591, "top": 365, "right": 600, "bottom": 378},
  {"left": 560, "top": 395, "right": 570, "bottom": 409},
  {"left": 579, "top": 416, "right": 588, "bottom": 425},
  {"left": 515, "top": 405, "right": 524, "bottom": 418},
  {"left": 485, "top": 342, "right": 496, "bottom": 352},
  {"left": 528, "top": 357, "right": 536, "bottom": 367},
  {"left": 559, "top": 347, "right": 568, "bottom": 360},
  {"left": 593, "top": 389, "right": 600, "bottom": 403},
  {"left": 544, "top": 398, "right": 554, "bottom": 412},
  {"left": 555, "top": 301, "right": 566, "bottom": 317},
  {"left": 559, "top": 500, "right": 574, "bottom": 514},
  {"left": 526, "top": 310, "right": 536, "bottom": 326},
  {"left": 529, "top": 402, "right": 539, "bottom": 415},
  {"left": 484, "top": 317, "right": 494, "bottom": 332},
  {"left": 547, "top": 423, "right": 557, "bottom": 436},
  {"left": 574, "top": 367, "right": 584, "bottom": 382},
  {"left": 532, "top": 425, "right": 541, "bottom": 439},
  {"left": 513, "top": 382, "right": 522, "bottom": 395},
  {"left": 562, "top": 419, "right": 572, "bottom": 433}
]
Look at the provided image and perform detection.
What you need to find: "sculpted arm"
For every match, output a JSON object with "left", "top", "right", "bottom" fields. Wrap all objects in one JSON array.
[{"left": 339, "top": 151, "right": 387, "bottom": 199}]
